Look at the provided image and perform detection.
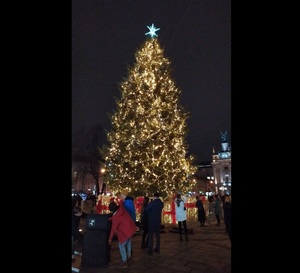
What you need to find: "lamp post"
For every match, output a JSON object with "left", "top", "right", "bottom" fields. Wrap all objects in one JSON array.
[
  {"left": 206, "top": 176, "right": 214, "bottom": 194},
  {"left": 100, "top": 167, "right": 106, "bottom": 195}
]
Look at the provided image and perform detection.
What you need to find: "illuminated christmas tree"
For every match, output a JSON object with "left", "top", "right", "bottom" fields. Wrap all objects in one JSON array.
[{"left": 102, "top": 24, "right": 197, "bottom": 197}]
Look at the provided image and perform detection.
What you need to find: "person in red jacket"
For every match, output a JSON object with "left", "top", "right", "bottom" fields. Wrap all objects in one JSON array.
[{"left": 108, "top": 200, "right": 136, "bottom": 269}]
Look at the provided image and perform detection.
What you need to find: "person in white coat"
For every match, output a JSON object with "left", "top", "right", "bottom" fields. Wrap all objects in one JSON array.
[{"left": 174, "top": 192, "right": 188, "bottom": 241}]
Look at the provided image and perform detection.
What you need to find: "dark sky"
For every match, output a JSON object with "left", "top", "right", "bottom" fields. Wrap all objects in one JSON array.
[{"left": 72, "top": 0, "right": 231, "bottom": 163}]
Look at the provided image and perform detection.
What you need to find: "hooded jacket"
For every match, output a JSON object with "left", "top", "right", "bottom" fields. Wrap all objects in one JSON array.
[
  {"left": 123, "top": 195, "right": 136, "bottom": 222},
  {"left": 108, "top": 200, "right": 136, "bottom": 244}
]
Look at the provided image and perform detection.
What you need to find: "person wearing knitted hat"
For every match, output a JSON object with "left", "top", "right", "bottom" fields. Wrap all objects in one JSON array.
[{"left": 120, "top": 189, "right": 136, "bottom": 224}]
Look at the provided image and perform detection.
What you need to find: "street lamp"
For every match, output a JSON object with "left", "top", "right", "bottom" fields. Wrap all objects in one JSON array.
[
  {"left": 100, "top": 167, "right": 106, "bottom": 195},
  {"left": 206, "top": 176, "right": 214, "bottom": 194}
]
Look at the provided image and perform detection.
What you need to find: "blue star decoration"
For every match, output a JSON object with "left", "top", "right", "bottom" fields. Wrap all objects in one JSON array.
[{"left": 145, "top": 23, "right": 160, "bottom": 38}]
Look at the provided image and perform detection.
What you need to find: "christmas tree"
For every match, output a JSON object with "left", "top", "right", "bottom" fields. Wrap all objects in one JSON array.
[{"left": 101, "top": 24, "right": 197, "bottom": 197}]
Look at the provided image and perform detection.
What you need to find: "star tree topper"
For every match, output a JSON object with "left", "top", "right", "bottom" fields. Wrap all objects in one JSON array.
[{"left": 145, "top": 23, "right": 160, "bottom": 38}]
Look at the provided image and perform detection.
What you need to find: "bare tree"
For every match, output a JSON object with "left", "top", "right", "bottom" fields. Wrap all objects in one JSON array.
[{"left": 72, "top": 124, "right": 106, "bottom": 195}]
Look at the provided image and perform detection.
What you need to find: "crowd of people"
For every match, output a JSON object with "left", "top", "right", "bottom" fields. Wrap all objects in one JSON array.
[{"left": 71, "top": 190, "right": 231, "bottom": 268}]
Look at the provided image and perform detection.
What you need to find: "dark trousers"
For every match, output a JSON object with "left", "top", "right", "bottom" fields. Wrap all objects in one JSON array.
[
  {"left": 147, "top": 225, "right": 160, "bottom": 251},
  {"left": 141, "top": 225, "right": 148, "bottom": 247},
  {"left": 178, "top": 220, "right": 188, "bottom": 236},
  {"left": 198, "top": 209, "right": 206, "bottom": 226}
]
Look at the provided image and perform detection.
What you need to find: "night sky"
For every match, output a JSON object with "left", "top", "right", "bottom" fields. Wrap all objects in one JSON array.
[{"left": 72, "top": 0, "right": 231, "bottom": 163}]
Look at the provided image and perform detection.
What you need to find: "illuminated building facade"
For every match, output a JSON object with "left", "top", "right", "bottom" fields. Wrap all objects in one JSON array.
[{"left": 211, "top": 131, "right": 231, "bottom": 195}]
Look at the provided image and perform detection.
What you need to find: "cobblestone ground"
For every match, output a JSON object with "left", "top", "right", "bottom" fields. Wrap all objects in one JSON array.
[{"left": 73, "top": 214, "right": 231, "bottom": 273}]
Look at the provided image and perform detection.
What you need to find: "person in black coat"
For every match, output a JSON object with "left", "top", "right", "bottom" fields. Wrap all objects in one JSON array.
[
  {"left": 72, "top": 206, "right": 83, "bottom": 242},
  {"left": 223, "top": 195, "right": 231, "bottom": 241},
  {"left": 140, "top": 196, "right": 150, "bottom": 248},
  {"left": 144, "top": 192, "right": 164, "bottom": 255},
  {"left": 196, "top": 195, "right": 206, "bottom": 227},
  {"left": 72, "top": 206, "right": 82, "bottom": 263}
]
